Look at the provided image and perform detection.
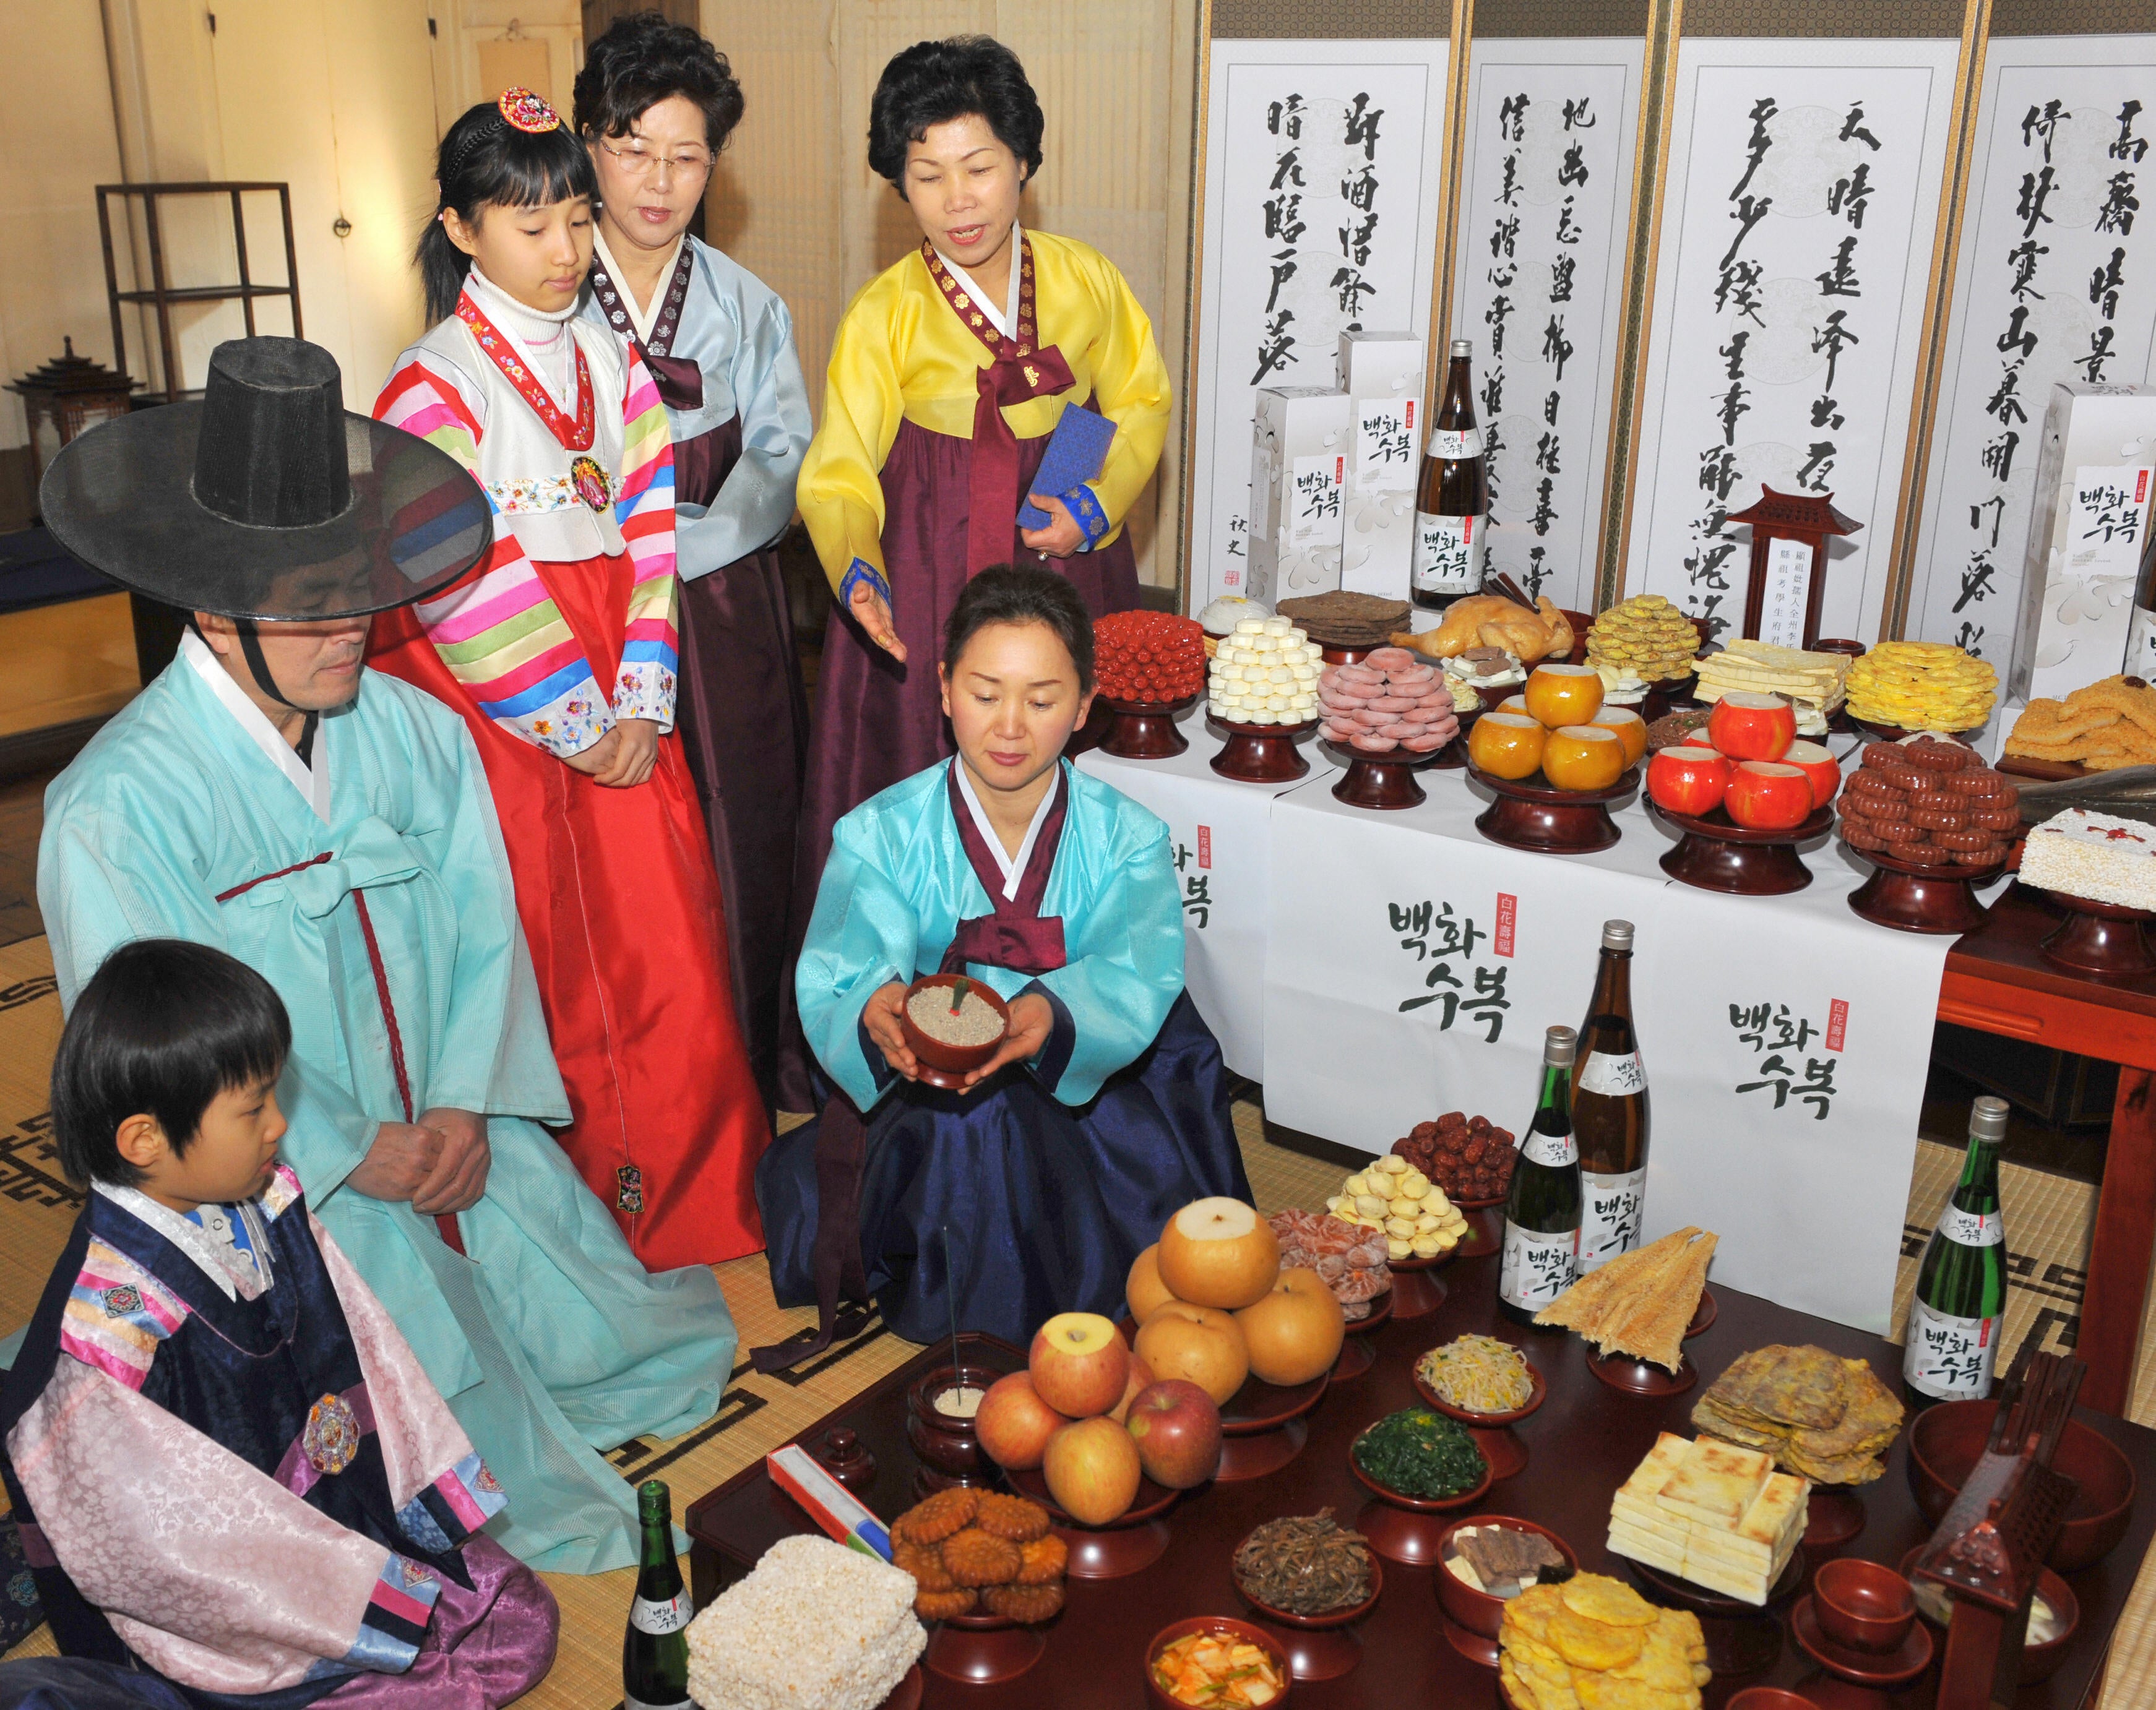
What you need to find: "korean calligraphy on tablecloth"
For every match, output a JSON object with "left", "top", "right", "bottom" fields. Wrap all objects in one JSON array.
[
  {"left": 1452, "top": 43, "right": 1642, "bottom": 611},
  {"left": 1911, "top": 40, "right": 2156, "bottom": 660},
  {"left": 1192, "top": 43, "right": 1447, "bottom": 608},
  {"left": 1627, "top": 41, "right": 1959, "bottom": 644}
]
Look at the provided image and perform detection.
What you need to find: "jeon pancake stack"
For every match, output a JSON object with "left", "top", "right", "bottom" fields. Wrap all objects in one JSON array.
[
  {"left": 1585, "top": 594, "right": 1702, "bottom": 684},
  {"left": 1606, "top": 1433, "right": 1809, "bottom": 1606},
  {"left": 2005, "top": 675, "right": 2156, "bottom": 771},
  {"left": 1533, "top": 1227, "right": 1717, "bottom": 1373},
  {"left": 1499, "top": 1571, "right": 1710, "bottom": 1710},
  {"left": 1691, "top": 1343, "right": 1904, "bottom": 1485},
  {"left": 1844, "top": 640, "right": 1996, "bottom": 733}
]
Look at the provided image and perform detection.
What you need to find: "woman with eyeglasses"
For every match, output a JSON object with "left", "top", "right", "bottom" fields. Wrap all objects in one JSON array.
[{"left": 573, "top": 14, "right": 814, "bottom": 1119}]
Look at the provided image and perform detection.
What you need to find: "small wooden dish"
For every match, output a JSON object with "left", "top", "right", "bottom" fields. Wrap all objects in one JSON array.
[
  {"left": 1790, "top": 1593, "right": 1935, "bottom": 1687},
  {"left": 1434, "top": 1514, "right": 1578, "bottom": 1667},
  {"left": 923, "top": 1614, "right": 1048, "bottom": 1685},
  {"left": 1210, "top": 711, "right": 1318, "bottom": 783},
  {"left": 1235, "top": 1552, "right": 1384, "bottom": 1682},
  {"left": 1845, "top": 844, "right": 2004, "bottom": 935},
  {"left": 1415, "top": 1357, "right": 1546, "bottom": 1480},
  {"left": 1649, "top": 799, "right": 1835, "bottom": 895},
  {"left": 1324, "top": 737, "right": 1452, "bottom": 810},
  {"left": 1348, "top": 1436, "right": 1495, "bottom": 1565},
  {"left": 897, "top": 975, "right": 1011, "bottom": 1091},
  {"left": 1099, "top": 693, "right": 1199, "bottom": 759},
  {"left": 2037, "top": 889, "right": 2156, "bottom": 976},
  {"left": 1896, "top": 1544, "right": 2080, "bottom": 1683},
  {"left": 1469, "top": 762, "right": 1640, "bottom": 854},
  {"left": 1803, "top": 1487, "right": 1868, "bottom": 1556},
  {"left": 1145, "top": 1617, "right": 1295, "bottom": 1709},
  {"left": 1005, "top": 1463, "right": 1178, "bottom": 1579}
]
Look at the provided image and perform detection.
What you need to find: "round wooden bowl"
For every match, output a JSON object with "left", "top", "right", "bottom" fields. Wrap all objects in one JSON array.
[
  {"left": 1415, "top": 1357, "right": 1546, "bottom": 1480},
  {"left": 1789, "top": 1592, "right": 1935, "bottom": 1688},
  {"left": 1145, "top": 1617, "right": 1295, "bottom": 1709},
  {"left": 1587, "top": 1344, "right": 1697, "bottom": 1396},
  {"left": 903, "top": 1363, "right": 1003, "bottom": 1493},
  {"left": 1907, "top": 1399, "right": 2136, "bottom": 1570},
  {"left": 1433, "top": 1513, "right": 1579, "bottom": 1667},
  {"left": 2038, "top": 890, "right": 2156, "bottom": 976},
  {"left": 896, "top": 975, "right": 1011, "bottom": 1091},
  {"left": 1324, "top": 737, "right": 1452, "bottom": 810},
  {"left": 1235, "top": 1552, "right": 1384, "bottom": 1681},
  {"left": 1348, "top": 1433, "right": 1495, "bottom": 1565},
  {"left": 1897, "top": 1544, "right": 2080, "bottom": 1683},
  {"left": 1209, "top": 711, "right": 1318, "bottom": 783},
  {"left": 1468, "top": 762, "right": 1641, "bottom": 854},
  {"left": 1332, "top": 1287, "right": 1393, "bottom": 1381},
  {"left": 1649, "top": 799, "right": 1835, "bottom": 895},
  {"left": 1845, "top": 844, "right": 2005, "bottom": 935},
  {"left": 1005, "top": 1464, "right": 1179, "bottom": 1579},
  {"left": 1099, "top": 693, "right": 1199, "bottom": 759}
]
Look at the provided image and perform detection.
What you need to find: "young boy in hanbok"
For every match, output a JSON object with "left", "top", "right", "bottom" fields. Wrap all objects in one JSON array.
[
  {"left": 0, "top": 940, "right": 556, "bottom": 1709},
  {"left": 757, "top": 567, "right": 1249, "bottom": 1367},
  {"left": 371, "top": 88, "right": 770, "bottom": 1268}
]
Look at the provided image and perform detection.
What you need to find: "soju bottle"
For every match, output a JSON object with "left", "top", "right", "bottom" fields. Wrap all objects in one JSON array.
[
  {"left": 1499, "top": 1025, "right": 1582, "bottom": 1326},
  {"left": 623, "top": 1480, "right": 692, "bottom": 1710},
  {"left": 1576, "top": 920, "right": 1650, "bottom": 1273},
  {"left": 1903, "top": 1096, "right": 2010, "bottom": 1407},
  {"left": 1410, "top": 339, "right": 1489, "bottom": 612}
]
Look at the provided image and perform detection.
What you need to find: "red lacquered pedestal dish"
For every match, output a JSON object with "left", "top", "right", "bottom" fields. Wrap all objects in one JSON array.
[
  {"left": 1332, "top": 1287, "right": 1393, "bottom": 1381},
  {"left": 1210, "top": 713, "right": 1318, "bottom": 783},
  {"left": 1347, "top": 1438, "right": 1495, "bottom": 1566},
  {"left": 1585, "top": 1291, "right": 1714, "bottom": 1396},
  {"left": 1649, "top": 799, "right": 1834, "bottom": 895},
  {"left": 877, "top": 1661, "right": 926, "bottom": 1707},
  {"left": 1626, "top": 1547, "right": 1805, "bottom": 1676},
  {"left": 1325, "top": 739, "right": 1450, "bottom": 810},
  {"left": 1416, "top": 1358, "right": 1546, "bottom": 1480},
  {"left": 1099, "top": 694, "right": 1198, "bottom": 760},
  {"left": 923, "top": 1612, "right": 1048, "bottom": 1686},
  {"left": 2038, "top": 890, "right": 2156, "bottom": 975},
  {"left": 1469, "top": 762, "right": 1639, "bottom": 854},
  {"left": 1789, "top": 1592, "right": 1935, "bottom": 1687},
  {"left": 1218, "top": 1368, "right": 1331, "bottom": 1481},
  {"left": 1433, "top": 1513, "right": 1578, "bottom": 1667},
  {"left": 1803, "top": 1487, "right": 1867, "bottom": 1556},
  {"left": 1005, "top": 1463, "right": 1179, "bottom": 1579},
  {"left": 1236, "top": 1553, "right": 1384, "bottom": 1681},
  {"left": 1385, "top": 1245, "right": 1455, "bottom": 1319},
  {"left": 1448, "top": 1192, "right": 1506, "bottom": 1261},
  {"left": 1846, "top": 846, "right": 2004, "bottom": 935},
  {"left": 896, "top": 975, "right": 1011, "bottom": 1093}
]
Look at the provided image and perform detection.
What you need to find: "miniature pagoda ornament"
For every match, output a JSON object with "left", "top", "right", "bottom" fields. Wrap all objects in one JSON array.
[
  {"left": 6, "top": 338, "right": 139, "bottom": 502},
  {"left": 1731, "top": 486, "right": 1860, "bottom": 651}
]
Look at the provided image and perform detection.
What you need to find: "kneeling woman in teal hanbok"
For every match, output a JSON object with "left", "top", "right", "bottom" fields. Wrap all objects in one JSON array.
[{"left": 756, "top": 566, "right": 1249, "bottom": 1367}]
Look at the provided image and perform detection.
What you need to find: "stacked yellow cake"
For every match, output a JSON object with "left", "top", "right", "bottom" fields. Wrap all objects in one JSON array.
[{"left": 1606, "top": 1433, "right": 1809, "bottom": 1606}]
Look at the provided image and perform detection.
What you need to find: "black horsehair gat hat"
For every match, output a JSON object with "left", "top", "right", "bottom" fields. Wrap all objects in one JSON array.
[{"left": 38, "top": 336, "right": 492, "bottom": 621}]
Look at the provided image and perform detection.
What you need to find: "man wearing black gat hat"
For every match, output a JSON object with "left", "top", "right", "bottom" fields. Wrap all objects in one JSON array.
[{"left": 31, "top": 338, "right": 741, "bottom": 1576}]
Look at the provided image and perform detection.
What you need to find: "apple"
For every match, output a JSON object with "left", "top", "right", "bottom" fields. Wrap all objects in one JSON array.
[
  {"left": 1647, "top": 744, "right": 1731, "bottom": 818},
  {"left": 1109, "top": 1355, "right": 1157, "bottom": 1425},
  {"left": 1783, "top": 739, "right": 1841, "bottom": 809},
  {"left": 1124, "top": 1378, "right": 1224, "bottom": 1489},
  {"left": 974, "top": 1370, "right": 1068, "bottom": 1471},
  {"left": 1707, "top": 690, "right": 1797, "bottom": 762},
  {"left": 1235, "top": 1267, "right": 1347, "bottom": 1386},
  {"left": 1126, "top": 1244, "right": 1178, "bottom": 1325},
  {"left": 1724, "top": 760, "right": 1814, "bottom": 831},
  {"left": 1028, "top": 1312, "right": 1131, "bottom": 1419},
  {"left": 1155, "top": 1197, "right": 1280, "bottom": 1310},
  {"left": 1043, "top": 1414, "right": 1144, "bottom": 1526},
  {"left": 1134, "top": 1300, "right": 1250, "bottom": 1406}
]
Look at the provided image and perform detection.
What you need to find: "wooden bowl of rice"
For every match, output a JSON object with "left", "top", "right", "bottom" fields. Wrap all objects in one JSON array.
[{"left": 899, "top": 974, "right": 1012, "bottom": 1089}]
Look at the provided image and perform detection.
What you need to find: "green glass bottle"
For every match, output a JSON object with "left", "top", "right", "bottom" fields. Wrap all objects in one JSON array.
[
  {"left": 623, "top": 1480, "right": 692, "bottom": 1710},
  {"left": 1499, "top": 1025, "right": 1582, "bottom": 1326},
  {"left": 1576, "top": 919, "right": 1650, "bottom": 1273},
  {"left": 1903, "top": 1096, "right": 2010, "bottom": 1407}
]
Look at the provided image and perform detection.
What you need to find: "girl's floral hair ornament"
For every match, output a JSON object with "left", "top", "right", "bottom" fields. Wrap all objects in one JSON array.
[{"left": 498, "top": 86, "right": 561, "bottom": 134}]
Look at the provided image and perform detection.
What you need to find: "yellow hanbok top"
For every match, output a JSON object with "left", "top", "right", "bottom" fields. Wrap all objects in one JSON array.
[{"left": 798, "top": 229, "right": 1171, "bottom": 592}]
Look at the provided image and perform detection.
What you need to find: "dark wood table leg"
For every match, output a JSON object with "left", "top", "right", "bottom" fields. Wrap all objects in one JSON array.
[{"left": 2081, "top": 1067, "right": 2156, "bottom": 1417}]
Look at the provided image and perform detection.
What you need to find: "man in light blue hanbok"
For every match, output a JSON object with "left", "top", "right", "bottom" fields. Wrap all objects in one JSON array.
[{"left": 30, "top": 336, "right": 735, "bottom": 1575}]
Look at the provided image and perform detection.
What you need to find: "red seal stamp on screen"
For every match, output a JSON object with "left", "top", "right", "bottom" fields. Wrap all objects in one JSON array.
[
  {"left": 571, "top": 455, "right": 612, "bottom": 512},
  {"left": 304, "top": 1392, "right": 360, "bottom": 1476},
  {"left": 497, "top": 87, "right": 561, "bottom": 135}
]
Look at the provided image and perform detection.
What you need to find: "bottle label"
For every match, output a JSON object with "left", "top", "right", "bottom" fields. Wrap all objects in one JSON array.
[
  {"left": 1499, "top": 1221, "right": 1578, "bottom": 1311},
  {"left": 1904, "top": 1299, "right": 2000, "bottom": 1399},
  {"left": 1577, "top": 1049, "right": 1647, "bottom": 1097},
  {"left": 1413, "top": 512, "right": 1485, "bottom": 594},
  {"left": 631, "top": 1591, "right": 693, "bottom": 1635},
  {"left": 1428, "top": 427, "right": 1484, "bottom": 460},
  {"left": 624, "top": 1696, "right": 693, "bottom": 1710},
  {"left": 1579, "top": 1167, "right": 1649, "bottom": 1272},
  {"left": 2129, "top": 606, "right": 2156, "bottom": 678},
  {"left": 1520, "top": 1127, "right": 1578, "bottom": 1167},
  {"left": 1939, "top": 1206, "right": 2003, "bottom": 1247}
]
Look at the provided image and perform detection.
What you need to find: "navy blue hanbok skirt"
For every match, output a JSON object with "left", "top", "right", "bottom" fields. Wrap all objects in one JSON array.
[{"left": 758, "top": 993, "right": 1251, "bottom": 1348}]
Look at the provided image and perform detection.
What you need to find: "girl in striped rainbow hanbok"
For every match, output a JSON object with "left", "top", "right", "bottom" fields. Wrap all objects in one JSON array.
[{"left": 369, "top": 89, "right": 769, "bottom": 1270}]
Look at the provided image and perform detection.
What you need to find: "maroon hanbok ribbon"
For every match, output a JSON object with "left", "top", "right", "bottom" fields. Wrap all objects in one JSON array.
[
  {"left": 921, "top": 238, "right": 1075, "bottom": 574},
  {"left": 587, "top": 241, "right": 704, "bottom": 411},
  {"left": 939, "top": 761, "right": 1068, "bottom": 976}
]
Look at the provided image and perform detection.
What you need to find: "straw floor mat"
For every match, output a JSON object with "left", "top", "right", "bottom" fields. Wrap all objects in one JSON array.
[{"left": 0, "top": 931, "right": 2146, "bottom": 1708}]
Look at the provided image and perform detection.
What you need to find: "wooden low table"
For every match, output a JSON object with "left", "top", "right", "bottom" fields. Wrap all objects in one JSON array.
[{"left": 684, "top": 1244, "right": 2156, "bottom": 1709}]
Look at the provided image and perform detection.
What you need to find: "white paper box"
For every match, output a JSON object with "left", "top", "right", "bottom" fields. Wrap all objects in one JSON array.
[
  {"left": 2009, "top": 383, "right": 2156, "bottom": 705},
  {"left": 1248, "top": 387, "right": 1351, "bottom": 604},
  {"left": 1336, "top": 332, "right": 1425, "bottom": 601}
]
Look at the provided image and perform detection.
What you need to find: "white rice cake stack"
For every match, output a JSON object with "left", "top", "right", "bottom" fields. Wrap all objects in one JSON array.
[
  {"left": 1208, "top": 616, "right": 1322, "bottom": 726},
  {"left": 686, "top": 1534, "right": 925, "bottom": 1710},
  {"left": 1694, "top": 639, "right": 1850, "bottom": 713},
  {"left": 1606, "top": 1432, "right": 1809, "bottom": 1606},
  {"left": 2020, "top": 808, "right": 2156, "bottom": 911}
]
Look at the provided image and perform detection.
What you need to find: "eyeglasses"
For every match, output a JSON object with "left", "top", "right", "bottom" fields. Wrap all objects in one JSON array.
[{"left": 597, "top": 137, "right": 714, "bottom": 181}]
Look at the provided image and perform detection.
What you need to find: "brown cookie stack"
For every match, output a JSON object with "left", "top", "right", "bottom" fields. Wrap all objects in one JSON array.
[
  {"left": 1275, "top": 590, "right": 1412, "bottom": 651},
  {"left": 890, "top": 1488, "right": 1067, "bottom": 1624},
  {"left": 1835, "top": 738, "right": 2019, "bottom": 867}
]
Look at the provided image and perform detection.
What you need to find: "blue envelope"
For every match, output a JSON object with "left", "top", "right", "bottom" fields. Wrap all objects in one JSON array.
[{"left": 1018, "top": 404, "right": 1117, "bottom": 530}]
